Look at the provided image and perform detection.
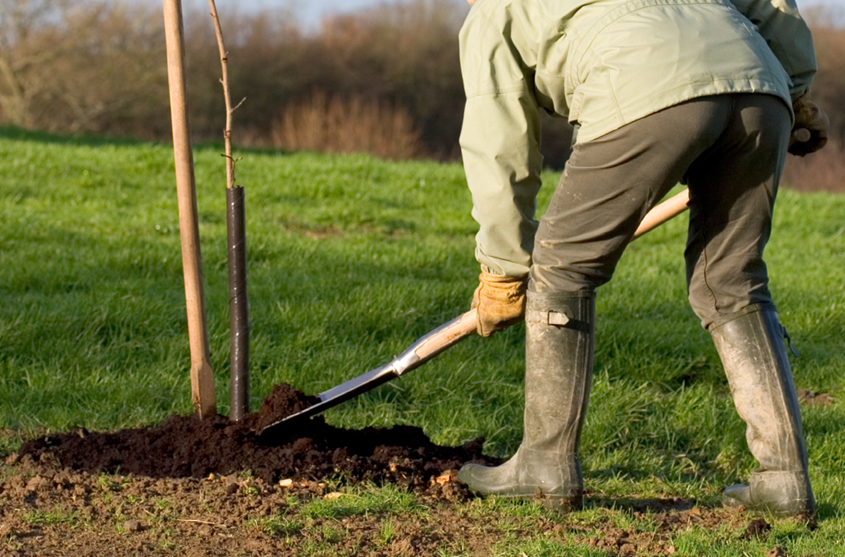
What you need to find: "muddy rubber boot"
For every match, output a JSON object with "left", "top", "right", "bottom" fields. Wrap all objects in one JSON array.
[
  {"left": 458, "top": 291, "right": 594, "bottom": 511},
  {"left": 711, "top": 306, "right": 815, "bottom": 520}
]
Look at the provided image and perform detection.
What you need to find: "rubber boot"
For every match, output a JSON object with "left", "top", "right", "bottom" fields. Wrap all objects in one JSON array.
[
  {"left": 458, "top": 291, "right": 594, "bottom": 511},
  {"left": 711, "top": 306, "right": 815, "bottom": 519}
]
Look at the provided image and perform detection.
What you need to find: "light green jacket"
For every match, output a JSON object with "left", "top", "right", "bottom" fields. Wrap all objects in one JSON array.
[{"left": 459, "top": 0, "right": 817, "bottom": 277}]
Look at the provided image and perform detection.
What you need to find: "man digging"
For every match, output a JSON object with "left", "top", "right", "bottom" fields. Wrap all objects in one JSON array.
[{"left": 457, "top": 0, "right": 829, "bottom": 520}]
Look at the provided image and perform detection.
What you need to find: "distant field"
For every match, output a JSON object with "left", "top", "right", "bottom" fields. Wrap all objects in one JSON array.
[{"left": 1, "top": 128, "right": 844, "bottom": 555}]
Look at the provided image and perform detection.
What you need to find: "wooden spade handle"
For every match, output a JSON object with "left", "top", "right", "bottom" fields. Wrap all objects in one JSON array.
[
  {"left": 411, "top": 308, "right": 478, "bottom": 362},
  {"left": 634, "top": 188, "right": 689, "bottom": 238}
]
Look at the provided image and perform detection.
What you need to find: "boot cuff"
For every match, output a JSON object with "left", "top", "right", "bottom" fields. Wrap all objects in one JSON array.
[
  {"left": 709, "top": 303, "right": 777, "bottom": 332},
  {"left": 526, "top": 291, "right": 594, "bottom": 330},
  {"left": 526, "top": 290, "right": 594, "bottom": 313}
]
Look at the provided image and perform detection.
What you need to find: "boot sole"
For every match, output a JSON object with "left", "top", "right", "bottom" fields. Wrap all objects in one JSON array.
[
  {"left": 465, "top": 487, "right": 583, "bottom": 512},
  {"left": 723, "top": 493, "right": 815, "bottom": 522}
]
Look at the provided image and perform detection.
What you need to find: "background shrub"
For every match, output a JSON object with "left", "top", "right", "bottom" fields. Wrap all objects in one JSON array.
[{"left": 0, "top": 0, "right": 841, "bottom": 189}]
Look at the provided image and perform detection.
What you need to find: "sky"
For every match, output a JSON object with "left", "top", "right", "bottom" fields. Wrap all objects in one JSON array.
[
  {"left": 291, "top": 0, "right": 404, "bottom": 25},
  {"left": 152, "top": 0, "right": 844, "bottom": 28},
  {"left": 161, "top": 0, "right": 456, "bottom": 27},
  {"left": 292, "top": 0, "right": 845, "bottom": 27}
]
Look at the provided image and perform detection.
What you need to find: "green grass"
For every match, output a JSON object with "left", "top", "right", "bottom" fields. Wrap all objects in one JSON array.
[
  {"left": 21, "top": 507, "right": 81, "bottom": 527},
  {"left": 247, "top": 513, "right": 305, "bottom": 537},
  {"left": 1, "top": 126, "right": 844, "bottom": 555},
  {"left": 301, "top": 484, "right": 427, "bottom": 520}
]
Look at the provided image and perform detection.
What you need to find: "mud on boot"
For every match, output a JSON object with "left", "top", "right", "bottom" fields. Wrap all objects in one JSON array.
[
  {"left": 458, "top": 448, "right": 584, "bottom": 510},
  {"left": 711, "top": 306, "right": 815, "bottom": 520},
  {"left": 459, "top": 291, "right": 594, "bottom": 512},
  {"left": 722, "top": 470, "right": 814, "bottom": 520}
]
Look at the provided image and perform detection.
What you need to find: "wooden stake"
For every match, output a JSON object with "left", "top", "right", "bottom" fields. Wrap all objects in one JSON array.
[{"left": 163, "top": 0, "right": 216, "bottom": 418}]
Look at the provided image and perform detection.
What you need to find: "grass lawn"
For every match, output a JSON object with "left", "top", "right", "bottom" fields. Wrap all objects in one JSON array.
[{"left": 0, "top": 127, "right": 843, "bottom": 555}]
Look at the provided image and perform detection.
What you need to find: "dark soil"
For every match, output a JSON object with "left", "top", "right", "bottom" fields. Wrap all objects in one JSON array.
[
  {"left": 3, "top": 385, "right": 793, "bottom": 556},
  {"left": 18, "top": 384, "right": 498, "bottom": 494},
  {"left": 254, "top": 383, "right": 321, "bottom": 431}
]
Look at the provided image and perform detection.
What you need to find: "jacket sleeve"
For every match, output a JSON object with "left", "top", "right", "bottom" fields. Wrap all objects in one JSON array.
[
  {"left": 459, "top": 9, "right": 543, "bottom": 278},
  {"left": 730, "top": 0, "right": 817, "bottom": 99}
]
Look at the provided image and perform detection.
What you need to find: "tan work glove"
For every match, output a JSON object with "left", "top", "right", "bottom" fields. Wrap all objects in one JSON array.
[
  {"left": 789, "top": 95, "right": 829, "bottom": 157},
  {"left": 471, "top": 268, "right": 528, "bottom": 337}
]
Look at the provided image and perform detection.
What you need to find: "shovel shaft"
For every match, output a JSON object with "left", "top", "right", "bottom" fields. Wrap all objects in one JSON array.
[
  {"left": 393, "top": 309, "right": 478, "bottom": 375},
  {"left": 634, "top": 189, "right": 689, "bottom": 238},
  {"left": 260, "top": 313, "right": 478, "bottom": 433}
]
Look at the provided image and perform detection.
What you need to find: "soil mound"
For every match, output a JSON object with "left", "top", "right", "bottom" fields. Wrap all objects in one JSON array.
[
  {"left": 18, "top": 384, "right": 498, "bottom": 492},
  {"left": 255, "top": 383, "right": 320, "bottom": 431}
]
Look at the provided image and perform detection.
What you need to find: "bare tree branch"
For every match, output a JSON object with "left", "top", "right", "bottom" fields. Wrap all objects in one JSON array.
[{"left": 207, "top": 0, "right": 240, "bottom": 189}]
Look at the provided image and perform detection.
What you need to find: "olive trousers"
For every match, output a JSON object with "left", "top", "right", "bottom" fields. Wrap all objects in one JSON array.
[{"left": 530, "top": 94, "right": 792, "bottom": 328}]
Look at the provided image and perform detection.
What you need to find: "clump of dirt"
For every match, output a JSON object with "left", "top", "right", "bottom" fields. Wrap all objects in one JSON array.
[
  {"left": 744, "top": 516, "right": 772, "bottom": 539},
  {"left": 18, "top": 384, "right": 497, "bottom": 497},
  {"left": 255, "top": 384, "right": 321, "bottom": 431},
  {"left": 797, "top": 388, "right": 834, "bottom": 407}
]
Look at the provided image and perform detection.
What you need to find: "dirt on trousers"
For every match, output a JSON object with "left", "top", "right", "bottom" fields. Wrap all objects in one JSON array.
[{"left": 3, "top": 384, "right": 792, "bottom": 556}]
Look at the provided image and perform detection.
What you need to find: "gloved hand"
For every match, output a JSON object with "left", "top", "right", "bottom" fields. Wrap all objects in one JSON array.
[
  {"left": 471, "top": 268, "right": 528, "bottom": 337},
  {"left": 789, "top": 96, "right": 829, "bottom": 157}
]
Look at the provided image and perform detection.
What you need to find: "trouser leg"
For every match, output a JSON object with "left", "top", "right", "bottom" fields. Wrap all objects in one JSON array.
[
  {"left": 684, "top": 94, "right": 791, "bottom": 328},
  {"left": 530, "top": 94, "right": 788, "bottom": 316},
  {"left": 530, "top": 96, "right": 734, "bottom": 293}
]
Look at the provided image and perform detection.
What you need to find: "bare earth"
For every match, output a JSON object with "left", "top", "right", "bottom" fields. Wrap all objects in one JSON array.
[{"left": 0, "top": 385, "right": 789, "bottom": 556}]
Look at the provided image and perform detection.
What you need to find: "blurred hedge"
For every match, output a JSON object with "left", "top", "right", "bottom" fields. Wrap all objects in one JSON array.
[{"left": 0, "top": 0, "right": 841, "bottom": 188}]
